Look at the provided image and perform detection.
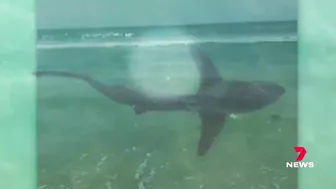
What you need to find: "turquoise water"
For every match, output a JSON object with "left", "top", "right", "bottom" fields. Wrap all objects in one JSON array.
[{"left": 37, "top": 21, "right": 298, "bottom": 189}]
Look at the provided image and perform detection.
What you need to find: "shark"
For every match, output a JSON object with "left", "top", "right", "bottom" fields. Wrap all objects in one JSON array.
[{"left": 35, "top": 45, "right": 285, "bottom": 156}]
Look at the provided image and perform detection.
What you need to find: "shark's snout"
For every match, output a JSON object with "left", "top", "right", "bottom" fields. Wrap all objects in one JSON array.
[
  {"left": 265, "top": 83, "right": 285, "bottom": 96},
  {"left": 256, "top": 83, "right": 286, "bottom": 102}
]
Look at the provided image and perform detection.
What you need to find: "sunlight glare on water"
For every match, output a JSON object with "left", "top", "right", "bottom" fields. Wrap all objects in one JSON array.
[{"left": 128, "top": 30, "right": 200, "bottom": 97}]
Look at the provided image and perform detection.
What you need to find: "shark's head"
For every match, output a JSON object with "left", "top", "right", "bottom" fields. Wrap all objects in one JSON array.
[
  {"left": 223, "top": 81, "right": 286, "bottom": 113},
  {"left": 247, "top": 82, "right": 286, "bottom": 109}
]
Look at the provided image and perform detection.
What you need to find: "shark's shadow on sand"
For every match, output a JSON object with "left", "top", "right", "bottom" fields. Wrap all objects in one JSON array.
[{"left": 36, "top": 45, "right": 285, "bottom": 156}]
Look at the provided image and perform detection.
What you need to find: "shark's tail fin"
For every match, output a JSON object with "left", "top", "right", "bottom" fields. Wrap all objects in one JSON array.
[
  {"left": 35, "top": 70, "right": 114, "bottom": 101},
  {"left": 35, "top": 70, "right": 149, "bottom": 112},
  {"left": 35, "top": 70, "right": 92, "bottom": 82}
]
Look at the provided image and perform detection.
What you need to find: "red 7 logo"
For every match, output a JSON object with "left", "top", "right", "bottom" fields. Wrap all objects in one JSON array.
[{"left": 294, "top": 146, "right": 307, "bottom": 161}]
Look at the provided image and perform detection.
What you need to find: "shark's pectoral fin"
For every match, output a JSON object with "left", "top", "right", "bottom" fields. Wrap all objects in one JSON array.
[
  {"left": 133, "top": 105, "right": 147, "bottom": 115},
  {"left": 197, "top": 111, "right": 227, "bottom": 156}
]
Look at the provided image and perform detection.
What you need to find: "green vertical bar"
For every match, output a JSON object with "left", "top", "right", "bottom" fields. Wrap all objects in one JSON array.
[
  {"left": 0, "top": 1, "right": 36, "bottom": 189},
  {"left": 300, "top": 0, "right": 335, "bottom": 188}
]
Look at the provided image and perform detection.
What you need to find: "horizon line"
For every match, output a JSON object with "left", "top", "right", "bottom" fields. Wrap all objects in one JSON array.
[{"left": 37, "top": 20, "right": 297, "bottom": 31}]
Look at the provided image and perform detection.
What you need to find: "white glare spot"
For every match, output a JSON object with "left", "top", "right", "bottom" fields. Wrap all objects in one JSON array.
[{"left": 230, "top": 114, "right": 239, "bottom": 119}]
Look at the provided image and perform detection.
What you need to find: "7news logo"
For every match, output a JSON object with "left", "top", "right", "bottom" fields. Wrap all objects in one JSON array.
[{"left": 286, "top": 146, "right": 315, "bottom": 168}]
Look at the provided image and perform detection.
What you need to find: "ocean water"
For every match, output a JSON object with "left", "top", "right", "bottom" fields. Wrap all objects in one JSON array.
[{"left": 37, "top": 21, "right": 298, "bottom": 189}]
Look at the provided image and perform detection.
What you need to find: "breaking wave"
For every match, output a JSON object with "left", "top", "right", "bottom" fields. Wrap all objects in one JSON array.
[{"left": 37, "top": 34, "right": 297, "bottom": 49}]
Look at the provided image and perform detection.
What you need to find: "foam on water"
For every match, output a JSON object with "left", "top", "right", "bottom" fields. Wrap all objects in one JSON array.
[{"left": 37, "top": 34, "right": 297, "bottom": 49}]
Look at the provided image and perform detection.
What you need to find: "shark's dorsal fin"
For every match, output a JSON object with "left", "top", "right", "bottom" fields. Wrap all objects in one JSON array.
[
  {"left": 188, "top": 45, "right": 224, "bottom": 92},
  {"left": 197, "top": 111, "right": 227, "bottom": 156}
]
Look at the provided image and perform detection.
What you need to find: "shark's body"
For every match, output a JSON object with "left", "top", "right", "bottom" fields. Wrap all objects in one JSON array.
[{"left": 36, "top": 45, "right": 285, "bottom": 156}]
